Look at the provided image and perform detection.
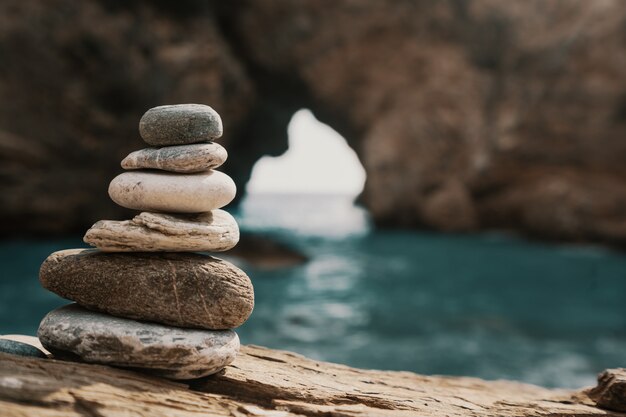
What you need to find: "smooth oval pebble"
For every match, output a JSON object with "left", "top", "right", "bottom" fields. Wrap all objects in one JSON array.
[
  {"left": 121, "top": 143, "right": 228, "bottom": 173},
  {"left": 139, "top": 104, "right": 222, "bottom": 146},
  {"left": 108, "top": 170, "right": 236, "bottom": 213},
  {"left": 84, "top": 210, "right": 240, "bottom": 252},
  {"left": 38, "top": 304, "right": 239, "bottom": 379},
  {"left": 40, "top": 249, "right": 254, "bottom": 330},
  {"left": 0, "top": 339, "right": 47, "bottom": 359},
  {"left": 0, "top": 335, "right": 50, "bottom": 356}
]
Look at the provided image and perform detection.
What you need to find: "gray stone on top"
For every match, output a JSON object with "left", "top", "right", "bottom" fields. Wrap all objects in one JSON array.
[
  {"left": 139, "top": 104, "right": 223, "bottom": 146},
  {"left": 38, "top": 304, "right": 239, "bottom": 380},
  {"left": 121, "top": 142, "right": 228, "bottom": 173},
  {"left": 0, "top": 339, "right": 47, "bottom": 359}
]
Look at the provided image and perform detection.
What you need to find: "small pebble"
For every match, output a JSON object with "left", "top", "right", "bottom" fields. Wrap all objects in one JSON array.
[{"left": 0, "top": 339, "right": 47, "bottom": 358}]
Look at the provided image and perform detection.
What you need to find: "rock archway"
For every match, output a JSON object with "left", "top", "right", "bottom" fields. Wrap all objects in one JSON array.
[{"left": 1, "top": 0, "right": 625, "bottom": 245}]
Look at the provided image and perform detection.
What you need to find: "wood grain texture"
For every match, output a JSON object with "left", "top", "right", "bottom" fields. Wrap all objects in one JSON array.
[{"left": 1, "top": 345, "right": 624, "bottom": 417}]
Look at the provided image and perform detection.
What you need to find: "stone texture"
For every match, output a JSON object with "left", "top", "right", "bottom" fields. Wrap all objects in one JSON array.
[
  {"left": 1, "top": 344, "right": 623, "bottom": 416},
  {"left": 0, "top": 339, "right": 47, "bottom": 359},
  {"left": 2, "top": 1, "right": 626, "bottom": 247},
  {"left": 108, "top": 170, "right": 236, "bottom": 213},
  {"left": 40, "top": 249, "right": 254, "bottom": 330},
  {"left": 84, "top": 210, "right": 240, "bottom": 252},
  {"left": 121, "top": 143, "right": 228, "bottom": 173},
  {"left": 588, "top": 368, "right": 626, "bottom": 412},
  {"left": 37, "top": 304, "right": 239, "bottom": 379},
  {"left": 139, "top": 104, "right": 223, "bottom": 146}
]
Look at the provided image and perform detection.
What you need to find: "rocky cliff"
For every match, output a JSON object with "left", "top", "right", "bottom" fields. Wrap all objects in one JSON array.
[{"left": 1, "top": 0, "right": 625, "bottom": 245}]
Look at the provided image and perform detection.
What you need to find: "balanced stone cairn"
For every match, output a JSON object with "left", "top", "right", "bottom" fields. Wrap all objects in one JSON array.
[{"left": 36, "top": 104, "right": 254, "bottom": 379}]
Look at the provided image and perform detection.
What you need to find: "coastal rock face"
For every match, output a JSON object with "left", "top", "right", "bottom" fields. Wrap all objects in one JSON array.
[
  {"left": 2, "top": 1, "right": 626, "bottom": 246},
  {"left": 40, "top": 249, "right": 254, "bottom": 330},
  {"left": 0, "top": 0, "right": 256, "bottom": 235},
  {"left": 108, "top": 170, "right": 236, "bottom": 213},
  {"left": 38, "top": 304, "right": 240, "bottom": 379},
  {"left": 224, "top": 0, "right": 626, "bottom": 245},
  {"left": 84, "top": 210, "right": 240, "bottom": 252},
  {"left": 121, "top": 143, "right": 228, "bottom": 173}
]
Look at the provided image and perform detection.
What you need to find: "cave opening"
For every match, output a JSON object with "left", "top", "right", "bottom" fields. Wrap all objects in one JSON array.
[
  {"left": 241, "top": 109, "right": 369, "bottom": 236},
  {"left": 246, "top": 109, "right": 366, "bottom": 197}
]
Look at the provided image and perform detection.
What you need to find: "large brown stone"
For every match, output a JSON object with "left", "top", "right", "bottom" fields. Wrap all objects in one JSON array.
[{"left": 39, "top": 249, "right": 254, "bottom": 330}]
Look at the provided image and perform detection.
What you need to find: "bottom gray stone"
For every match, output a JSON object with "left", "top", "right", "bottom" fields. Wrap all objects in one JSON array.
[{"left": 37, "top": 304, "right": 239, "bottom": 379}]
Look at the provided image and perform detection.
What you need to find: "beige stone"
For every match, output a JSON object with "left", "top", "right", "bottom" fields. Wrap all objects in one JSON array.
[
  {"left": 84, "top": 210, "right": 239, "bottom": 252},
  {"left": 108, "top": 170, "right": 236, "bottom": 213}
]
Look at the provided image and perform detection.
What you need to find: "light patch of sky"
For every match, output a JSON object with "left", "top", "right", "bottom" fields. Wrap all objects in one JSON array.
[{"left": 246, "top": 109, "right": 366, "bottom": 195}]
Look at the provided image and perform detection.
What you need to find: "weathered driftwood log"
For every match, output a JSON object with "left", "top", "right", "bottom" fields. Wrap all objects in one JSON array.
[{"left": 1, "top": 345, "right": 624, "bottom": 416}]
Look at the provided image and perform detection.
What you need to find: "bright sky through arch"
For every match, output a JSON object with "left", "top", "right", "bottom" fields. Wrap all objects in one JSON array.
[{"left": 246, "top": 109, "right": 366, "bottom": 196}]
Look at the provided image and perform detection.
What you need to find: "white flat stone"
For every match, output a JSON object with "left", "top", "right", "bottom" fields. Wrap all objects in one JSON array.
[
  {"left": 108, "top": 170, "right": 236, "bottom": 213},
  {"left": 121, "top": 143, "right": 228, "bottom": 173},
  {"left": 38, "top": 304, "right": 240, "bottom": 380},
  {"left": 84, "top": 210, "right": 240, "bottom": 252}
]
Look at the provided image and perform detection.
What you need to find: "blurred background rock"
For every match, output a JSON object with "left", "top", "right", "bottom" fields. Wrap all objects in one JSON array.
[{"left": 1, "top": 0, "right": 625, "bottom": 244}]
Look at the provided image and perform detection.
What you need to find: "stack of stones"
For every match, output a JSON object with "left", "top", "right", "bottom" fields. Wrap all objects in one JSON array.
[{"left": 36, "top": 104, "right": 254, "bottom": 380}]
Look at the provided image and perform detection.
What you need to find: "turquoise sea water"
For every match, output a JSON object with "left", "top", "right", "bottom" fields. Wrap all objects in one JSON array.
[{"left": 1, "top": 193, "right": 625, "bottom": 388}]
